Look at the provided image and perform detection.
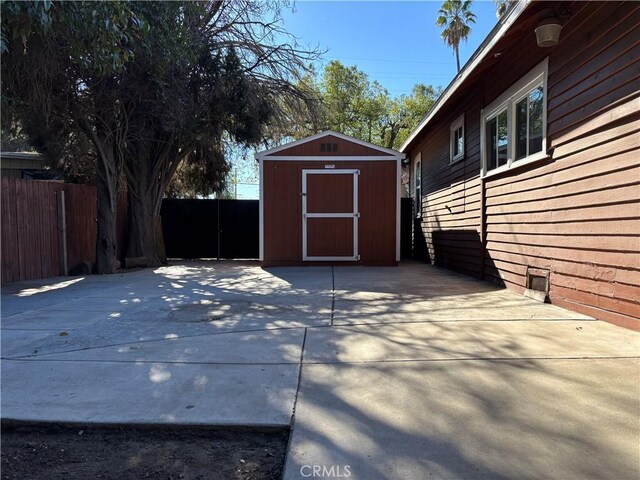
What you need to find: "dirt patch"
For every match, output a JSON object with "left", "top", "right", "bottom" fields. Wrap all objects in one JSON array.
[{"left": 1, "top": 422, "right": 288, "bottom": 480}]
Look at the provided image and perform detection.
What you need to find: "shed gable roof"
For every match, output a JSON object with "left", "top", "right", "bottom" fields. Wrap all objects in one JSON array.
[{"left": 256, "top": 131, "right": 404, "bottom": 160}]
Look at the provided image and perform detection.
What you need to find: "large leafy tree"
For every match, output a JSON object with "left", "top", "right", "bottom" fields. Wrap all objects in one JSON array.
[
  {"left": 2, "top": 1, "right": 142, "bottom": 273},
  {"left": 380, "top": 84, "right": 442, "bottom": 149},
  {"left": 436, "top": 0, "right": 476, "bottom": 72},
  {"left": 320, "top": 61, "right": 386, "bottom": 142},
  {"left": 287, "top": 61, "right": 440, "bottom": 150},
  {"left": 2, "top": 1, "right": 317, "bottom": 269}
]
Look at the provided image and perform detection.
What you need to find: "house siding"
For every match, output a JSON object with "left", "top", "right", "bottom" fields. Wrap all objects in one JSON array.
[
  {"left": 414, "top": 84, "right": 484, "bottom": 277},
  {"left": 409, "top": 1, "right": 640, "bottom": 329}
]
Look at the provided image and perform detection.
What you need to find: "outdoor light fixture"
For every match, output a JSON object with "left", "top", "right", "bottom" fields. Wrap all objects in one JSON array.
[{"left": 535, "top": 18, "right": 562, "bottom": 47}]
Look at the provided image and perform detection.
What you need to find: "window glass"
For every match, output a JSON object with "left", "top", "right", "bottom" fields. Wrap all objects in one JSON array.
[
  {"left": 481, "top": 60, "right": 547, "bottom": 176},
  {"left": 486, "top": 117, "right": 497, "bottom": 171},
  {"left": 529, "top": 86, "right": 543, "bottom": 154},
  {"left": 497, "top": 110, "right": 508, "bottom": 168},
  {"left": 515, "top": 98, "right": 528, "bottom": 160},
  {"left": 415, "top": 160, "right": 422, "bottom": 218},
  {"left": 450, "top": 119, "right": 464, "bottom": 162},
  {"left": 453, "top": 129, "right": 459, "bottom": 157},
  {"left": 455, "top": 126, "right": 464, "bottom": 157}
]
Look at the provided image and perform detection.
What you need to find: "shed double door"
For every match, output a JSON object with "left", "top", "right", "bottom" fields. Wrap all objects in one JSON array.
[{"left": 302, "top": 169, "right": 359, "bottom": 261}]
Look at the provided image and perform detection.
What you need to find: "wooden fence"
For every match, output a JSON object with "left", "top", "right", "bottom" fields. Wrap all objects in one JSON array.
[{"left": 1, "top": 178, "right": 98, "bottom": 285}]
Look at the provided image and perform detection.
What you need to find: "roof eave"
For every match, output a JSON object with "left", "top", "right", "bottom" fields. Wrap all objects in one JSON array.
[{"left": 400, "top": 0, "right": 532, "bottom": 153}]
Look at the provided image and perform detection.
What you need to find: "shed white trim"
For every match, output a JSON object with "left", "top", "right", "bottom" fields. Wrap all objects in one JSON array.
[
  {"left": 256, "top": 130, "right": 404, "bottom": 160},
  {"left": 302, "top": 168, "right": 359, "bottom": 262},
  {"left": 259, "top": 158, "right": 264, "bottom": 261},
  {"left": 395, "top": 157, "right": 401, "bottom": 262},
  {"left": 260, "top": 155, "right": 401, "bottom": 161}
]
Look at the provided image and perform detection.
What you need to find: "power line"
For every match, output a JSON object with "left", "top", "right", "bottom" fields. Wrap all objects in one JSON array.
[
  {"left": 328, "top": 56, "right": 451, "bottom": 65},
  {"left": 368, "top": 74, "right": 454, "bottom": 79}
]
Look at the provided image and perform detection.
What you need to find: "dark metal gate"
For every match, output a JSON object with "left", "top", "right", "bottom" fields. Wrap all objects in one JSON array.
[
  {"left": 400, "top": 197, "right": 413, "bottom": 258},
  {"left": 160, "top": 199, "right": 259, "bottom": 259}
]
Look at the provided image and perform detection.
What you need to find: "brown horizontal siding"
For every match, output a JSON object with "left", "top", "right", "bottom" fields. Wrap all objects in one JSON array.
[
  {"left": 547, "top": 6, "right": 640, "bottom": 137},
  {"left": 547, "top": 4, "right": 639, "bottom": 94},
  {"left": 486, "top": 250, "right": 639, "bottom": 286},
  {"left": 485, "top": 167, "right": 640, "bottom": 207},
  {"left": 485, "top": 233, "right": 639, "bottom": 254},
  {"left": 484, "top": 240, "right": 639, "bottom": 272},
  {"left": 407, "top": 1, "right": 640, "bottom": 329},
  {"left": 487, "top": 128, "right": 639, "bottom": 190},
  {"left": 412, "top": 80, "right": 484, "bottom": 276},
  {"left": 550, "top": 288, "right": 640, "bottom": 330},
  {"left": 485, "top": 91, "right": 639, "bottom": 327},
  {"left": 488, "top": 147, "right": 639, "bottom": 199},
  {"left": 485, "top": 259, "right": 640, "bottom": 305},
  {"left": 486, "top": 203, "right": 639, "bottom": 224},
  {"left": 485, "top": 183, "right": 639, "bottom": 215},
  {"left": 486, "top": 219, "right": 639, "bottom": 236},
  {"left": 551, "top": 92, "right": 639, "bottom": 147}
]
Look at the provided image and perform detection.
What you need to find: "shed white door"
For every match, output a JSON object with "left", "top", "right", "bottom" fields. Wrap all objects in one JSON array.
[{"left": 302, "top": 169, "right": 359, "bottom": 261}]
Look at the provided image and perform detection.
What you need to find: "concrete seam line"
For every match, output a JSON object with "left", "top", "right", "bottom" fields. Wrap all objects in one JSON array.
[
  {"left": 330, "top": 266, "right": 335, "bottom": 327},
  {"left": 300, "top": 355, "right": 640, "bottom": 365},
  {"left": 4, "top": 318, "right": 597, "bottom": 360},
  {"left": 292, "top": 327, "right": 308, "bottom": 416},
  {"left": 4, "top": 355, "right": 636, "bottom": 367},
  {"left": 282, "top": 326, "right": 308, "bottom": 479},
  {"left": 4, "top": 325, "right": 315, "bottom": 359},
  {"left": 0, "top": 358, "right": 303, "bottom": 366}
]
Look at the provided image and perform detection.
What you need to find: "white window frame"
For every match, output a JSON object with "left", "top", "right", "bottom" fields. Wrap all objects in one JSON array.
[
  {"left": 481, "top": 58, "right": 549, "bottom": 178},
  {"left": 449, "top": 114, "right": 465, "bottom": 164},
  {"left": 414, "top": 154, "right": 422, "bottom": 218}
]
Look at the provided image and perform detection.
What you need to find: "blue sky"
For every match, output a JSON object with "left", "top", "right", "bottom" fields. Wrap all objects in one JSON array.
[
  {"left": 235, "top": 1, "right": 500, "bottom": 199},
  {"left": 280, "top": 0, "right": 500, "bottom": 96}
]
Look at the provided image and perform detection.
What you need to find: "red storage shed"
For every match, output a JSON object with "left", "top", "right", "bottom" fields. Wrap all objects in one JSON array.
[{"left": 258, "top": 131, "right": 405, "bottom": 266}]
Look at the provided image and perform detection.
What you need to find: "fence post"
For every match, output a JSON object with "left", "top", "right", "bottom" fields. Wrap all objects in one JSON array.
[
  {"left": 57, "top": 190, "right": 68, "bottom": 276},
  {"left": 217, "top": 199, "right": 221, "bottom": 260}
]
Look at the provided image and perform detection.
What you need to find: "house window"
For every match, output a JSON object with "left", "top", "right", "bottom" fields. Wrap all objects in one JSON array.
[
  {"left": 414, "top": 155, "right": 422, "bottom": 218},
  {"left": 450, "top": 114, "right": 464, "bottom": 163},
  {"left": 481, "top": 58, "right": 548, "bottom": 177}
]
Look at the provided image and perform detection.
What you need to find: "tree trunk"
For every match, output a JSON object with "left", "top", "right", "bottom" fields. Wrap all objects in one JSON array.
[
  {"left": 95, "top": 157, "right": 119, "bottom": 274},
  {"left": 386, "top": 125, "right": 399, "bottom": 149},
  {"left": 126, "top": 151, "right": 164, "bottom": 267},
  {"left": 125, "top": 171, "right": 162, "bottom": 268},
  {"left": 455, "top": 45, "right": 460, "bottom": 73}
]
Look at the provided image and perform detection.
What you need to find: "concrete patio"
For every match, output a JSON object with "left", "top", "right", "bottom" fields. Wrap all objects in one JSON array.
[{"left": 1, "top": 262, "right": 638, "bottom": 479}]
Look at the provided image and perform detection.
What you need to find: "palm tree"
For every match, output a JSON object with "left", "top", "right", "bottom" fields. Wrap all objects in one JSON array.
[
  {"left": 436, "top": 0, "right": 477, "bottom": 73},
  {"left": 494, "top": 0, "right": 510, "bottom": 18}
]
